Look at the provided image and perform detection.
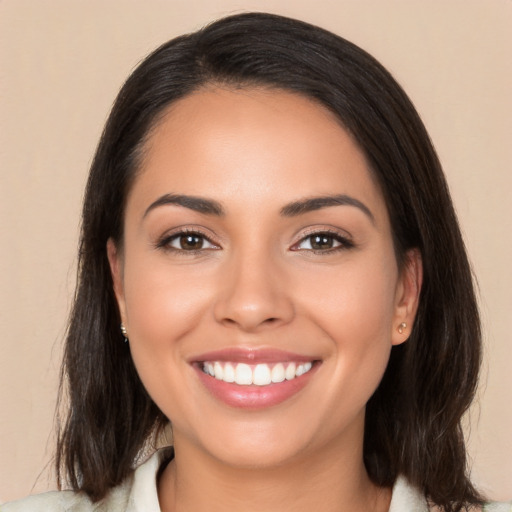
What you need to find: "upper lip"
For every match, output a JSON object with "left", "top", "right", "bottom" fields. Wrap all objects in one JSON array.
[{"left": 190, "top": 347, "right": 317, "bottom": 364}]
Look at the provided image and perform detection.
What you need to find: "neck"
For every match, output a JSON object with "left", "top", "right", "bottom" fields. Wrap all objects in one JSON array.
[{"left": 158, "top": 425, "right": 391, "bottom": 512}]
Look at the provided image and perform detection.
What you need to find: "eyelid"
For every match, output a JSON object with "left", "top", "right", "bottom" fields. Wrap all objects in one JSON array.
[
  {"left": 290, "top": 227, "right": 354, "bottom": 252},
  {"left": 155, "top": 226, "right": 221, "bottom": 251}
]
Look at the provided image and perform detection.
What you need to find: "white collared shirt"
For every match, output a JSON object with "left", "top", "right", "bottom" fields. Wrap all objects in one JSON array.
[{"left": 2, "top": 449, "right": 510, "bottom": 512}]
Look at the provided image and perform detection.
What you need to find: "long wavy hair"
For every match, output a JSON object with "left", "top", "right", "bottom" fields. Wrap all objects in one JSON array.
[{"left": 56, "top": 12, "right": 483, "bottom": 511}]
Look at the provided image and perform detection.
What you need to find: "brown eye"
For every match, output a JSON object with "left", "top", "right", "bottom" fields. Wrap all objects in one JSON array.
[
  {"left": 161, "top": 231, "right": 218, "bottom": 252},
  {"left": 310, "top": 234, "right": 336, "bottom": 250},
  {"left": 179, "top": 234, "right": 204, "bottom": 250},
  {"left": 293, "top": 231, "right": 353, "bottom": 252}
]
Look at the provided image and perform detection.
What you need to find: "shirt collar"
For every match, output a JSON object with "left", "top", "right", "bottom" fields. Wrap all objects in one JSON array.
[{"left": 126, "top": 448, "right": 429, "bottom": 512}]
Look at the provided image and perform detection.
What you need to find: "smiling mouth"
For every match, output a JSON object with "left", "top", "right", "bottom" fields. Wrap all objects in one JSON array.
[
  {"left": 201, "top": 361, "right": 314, "bottom": 386},
  {"left": 192, "top": 348, "right": 320, "bottom": 408}
]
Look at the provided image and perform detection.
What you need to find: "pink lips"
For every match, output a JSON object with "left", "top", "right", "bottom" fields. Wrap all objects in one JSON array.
[
  {"left": 191, "top": 347, "right": 314, "bottom": 364},
  {"left": 191, "top": 348, "right": 319, "bottom": 409}
]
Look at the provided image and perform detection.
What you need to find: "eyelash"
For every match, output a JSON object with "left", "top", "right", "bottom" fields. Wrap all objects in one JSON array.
[
  {"left": 155, "top": 228, "right": 354, "bottom": 255},
  {"left": 291, "top": 229, "right": 354, "bottom": 254},
  {"left": 155, "top": 228, "right": 219, "bottom": 255}
]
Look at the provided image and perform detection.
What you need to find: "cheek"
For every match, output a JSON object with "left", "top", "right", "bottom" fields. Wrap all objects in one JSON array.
[
  {"left": 297, "top": 253, "right": 398, "bottom": 393},
  {"left": 120, "top": 255, "right": 217, "bottom": 408},
  {"left": 300, "top": 255, "right": 398, "bottom": 342},
  {"left": 123, "top": 256, "right": 213, "bottom": 344},
  {"left": 120, "top": 256, "right": 213, "bottom": 423}
]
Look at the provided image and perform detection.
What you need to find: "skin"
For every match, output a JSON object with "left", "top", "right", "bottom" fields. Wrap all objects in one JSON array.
[{"left": 108, "top": 87, "right": 422, "bottom": 512}]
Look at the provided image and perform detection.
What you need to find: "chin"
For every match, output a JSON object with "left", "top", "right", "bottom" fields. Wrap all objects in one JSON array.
[
  {"left": 205, "top": 437, "right": 310, "bottom": 470},
  {"left": 186, "top": 411, "right": 343, "bottom": 471}
]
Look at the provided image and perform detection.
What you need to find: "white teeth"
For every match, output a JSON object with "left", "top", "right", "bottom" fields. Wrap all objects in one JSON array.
[
  {"left": 271, "top": 363, "right": 285, "bottom": 383},
  {"left": 235, "top": 363, "right": 253, "bottom": 385},
  {"left": 213, "top": 362, "right": 224, "bottom": 380},
  {"left": 223, "top": 363, "right": 235, "bottom": 383},
  {"left": 253, "top": 364, "right": 272, "bottom": 386},
  {"left": 285, "top": 362, "right": 296, "bottom": 380},
  {"left": 202, "top": 361, "right": 314, "bottom": 386}
]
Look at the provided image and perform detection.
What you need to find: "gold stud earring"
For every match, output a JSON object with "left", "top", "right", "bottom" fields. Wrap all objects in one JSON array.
[
  {"left": 120, "top": 323, "right": 128, "bottom": 343},
  {"left": 397, "top": 322, "right": 407, "bottom": 334}
]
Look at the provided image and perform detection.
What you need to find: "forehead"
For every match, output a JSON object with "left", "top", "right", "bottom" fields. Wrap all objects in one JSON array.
[{"left": 129, "top": 87, "right": 387, "bottom": 223}]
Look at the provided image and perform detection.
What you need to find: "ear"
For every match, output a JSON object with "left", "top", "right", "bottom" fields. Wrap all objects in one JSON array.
[
  {"left": 107, "top": 238, "right": 127, "bottom": 326},
  {"left": 391, "top": 248, "right": 423, "bottom": 346}
]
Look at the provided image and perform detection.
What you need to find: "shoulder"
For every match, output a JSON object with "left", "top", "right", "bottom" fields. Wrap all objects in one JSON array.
[
  {"left": 1, "top": 447, "right": 172, "bottom": 512},
  {"left": 390, "top": 477, "right": 512, "bottom": 512},
  {"left": 389, "top": 476, "right": 430, "bottom": 511},
  {"left": 0, "top": 481, "right": 131, "bottom": 512},
  {"left": 1, "top": 490, "right": 97, "bottom": 512},
  {"left": 484, "top": 503, "right": 512, "bottom": 512}
]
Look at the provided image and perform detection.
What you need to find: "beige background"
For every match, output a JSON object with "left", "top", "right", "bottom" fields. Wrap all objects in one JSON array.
[{"left": 1, "top": 0, "right": 511, "bottom": 503}]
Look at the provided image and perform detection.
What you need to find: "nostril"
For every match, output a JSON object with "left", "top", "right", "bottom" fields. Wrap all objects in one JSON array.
[
  {"left": 221, "top": 316, "right": 280, "bottom": 329},
  {"left": 214, "top": 289, "right": 295, "bottom": 331}
]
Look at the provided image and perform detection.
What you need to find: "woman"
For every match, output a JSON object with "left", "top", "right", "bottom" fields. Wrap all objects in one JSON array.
[{"left": 3, "top": 12, "right": 510, "bottom": 512}]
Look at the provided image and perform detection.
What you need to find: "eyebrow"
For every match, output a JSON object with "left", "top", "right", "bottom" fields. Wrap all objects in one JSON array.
[
  {"left": 143, "top": 193, "right": 225, "bottom": 218},
  {"left": 143, "top": 192, "right": 374, "bottom": 223},
  {"left": 280, "top": 194, "right": 375, "bottom": 223}
]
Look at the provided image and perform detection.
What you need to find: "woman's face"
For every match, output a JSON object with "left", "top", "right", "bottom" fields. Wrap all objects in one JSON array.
[{"left": 109, "top": 87, "right": 421, "bottom": 469}]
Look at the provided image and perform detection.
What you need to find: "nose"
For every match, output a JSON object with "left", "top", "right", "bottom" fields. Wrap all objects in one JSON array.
[{"left": 213, "top": 250, "right": 295, "bottom": 332}]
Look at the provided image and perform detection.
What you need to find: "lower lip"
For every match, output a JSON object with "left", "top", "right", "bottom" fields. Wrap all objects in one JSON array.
[{"left": 194, "top": 364, "right": 318, "bottom": 409}]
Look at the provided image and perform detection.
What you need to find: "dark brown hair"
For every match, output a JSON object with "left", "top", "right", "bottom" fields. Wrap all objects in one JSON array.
[{"left": 56, "top": 12, "right": 483, "bottom": 510}]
